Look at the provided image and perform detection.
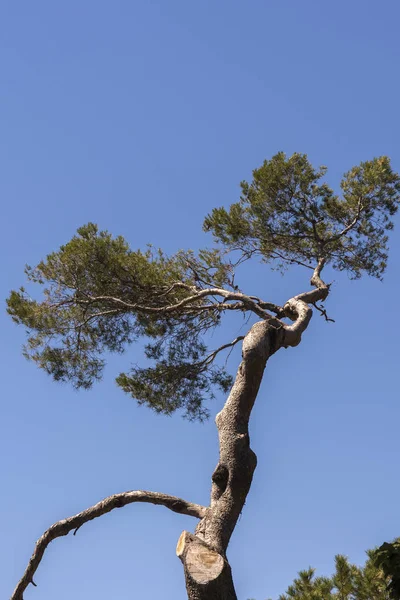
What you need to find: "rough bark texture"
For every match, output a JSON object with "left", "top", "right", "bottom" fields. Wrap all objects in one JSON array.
[
  {"left": 174, "top": 320, "right": 283, "bottom": 599},
  {"left": 198, "top": 320, "right": 281, "bottom": 551}
]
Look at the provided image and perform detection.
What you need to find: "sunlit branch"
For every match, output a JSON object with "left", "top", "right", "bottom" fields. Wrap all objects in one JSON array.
[{"left": 11, "top": 490, "right": 207, "bottom": 600}]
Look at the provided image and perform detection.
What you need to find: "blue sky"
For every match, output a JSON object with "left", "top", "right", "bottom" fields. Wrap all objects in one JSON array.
[{"left": 1, "top": 1, "right": 400, "bottom": 599}]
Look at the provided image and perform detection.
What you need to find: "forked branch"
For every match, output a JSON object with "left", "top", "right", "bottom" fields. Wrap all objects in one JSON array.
[
  {"left": 65, "top": 285, "right": 272, "bottom": 320},
  {"left": 11, "top": 490, "right": 207, "bottom": 600}
]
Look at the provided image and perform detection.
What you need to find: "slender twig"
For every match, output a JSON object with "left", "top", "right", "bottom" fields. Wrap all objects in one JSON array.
[
  {"left": 312, "top": 302, "right": 335, "bottom": 322},
  {"left": 153, "top": 282, "right": 193, "bottom": 297},
  {"left": 202, "top": 336, "right": 245, "bottom": 366},
  {"left": 270, "top": 250, "right": 315, "bottom": 270}
]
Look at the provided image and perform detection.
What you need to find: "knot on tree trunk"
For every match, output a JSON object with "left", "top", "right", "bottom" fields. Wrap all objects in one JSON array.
[{"left": 211, "top": 464, "right": 229, "bottom": 501}]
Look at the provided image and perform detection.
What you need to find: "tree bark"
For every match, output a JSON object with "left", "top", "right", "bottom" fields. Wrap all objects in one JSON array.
[{"left": 178, "top": 319, "right": 285, "bottom": 599}]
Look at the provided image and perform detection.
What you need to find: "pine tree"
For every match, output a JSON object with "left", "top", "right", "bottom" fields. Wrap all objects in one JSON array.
[
  {"left": 8, "top": 153, "right": 400, "bottom": 599},
  {"left": 256, "top": 548, "right": 390, "bottom": 600},
  {"left": 374, "top": 539, "right": 400, "bottom": 600}
]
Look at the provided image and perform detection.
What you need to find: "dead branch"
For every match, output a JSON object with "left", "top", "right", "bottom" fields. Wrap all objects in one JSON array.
[
  {"left": 312, "top": 302, "right": 335, "bottom": 322},
  {"left": 11, "top": 490, "right": 207, "bottom": 600}
]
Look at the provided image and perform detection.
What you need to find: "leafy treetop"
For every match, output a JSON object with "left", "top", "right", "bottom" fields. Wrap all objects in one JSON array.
[{"left": 204, "top": 152, "right": 400, "bottom": 279}]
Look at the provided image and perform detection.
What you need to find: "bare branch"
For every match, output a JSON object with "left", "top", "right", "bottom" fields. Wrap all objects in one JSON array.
[
  {"left": 312, "top": 302, "right": 335, "bottom": 323},
  {"left": 198, "top": 301, "right": 245, "bottom": 312},
  {"left": 11, "top": 490, "right": 207, "bottom": 600},
  {"left": 80, "top": 289, "right": 218, "bottom": 313},
  {"left": 202, "top": 336, "right": 245, "bottom": 366},
  {"left": 249, "top": 296, "right": 285, "bottom": 316},
  {"left": 68, "top": 286, "right": 271, "bottom": 320}
]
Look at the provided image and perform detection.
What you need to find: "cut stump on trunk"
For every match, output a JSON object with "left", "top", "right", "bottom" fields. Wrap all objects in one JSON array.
[{"left": 177, "top": 531, "right": 237, "bottom": 600}]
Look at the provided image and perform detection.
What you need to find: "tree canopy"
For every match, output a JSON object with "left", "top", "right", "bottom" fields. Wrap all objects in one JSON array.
[
  {"left": 204, "top": 152, "right": 400, "bottom": 279},
  {"left": 7, "top": 153, "right": 400, "bottom": 422}
]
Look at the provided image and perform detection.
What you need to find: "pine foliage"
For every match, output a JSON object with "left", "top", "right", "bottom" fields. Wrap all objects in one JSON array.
[
  {"left": 250, "top": 547, "right": 394, "bottom": 600},
  {"left": 7, "top": 154, "right": 400, "bottom": 420}
]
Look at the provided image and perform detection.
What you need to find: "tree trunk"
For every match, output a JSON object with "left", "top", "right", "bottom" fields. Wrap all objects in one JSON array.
[{"left": 177, "top": 320, "right": 285, "bottom": 599}]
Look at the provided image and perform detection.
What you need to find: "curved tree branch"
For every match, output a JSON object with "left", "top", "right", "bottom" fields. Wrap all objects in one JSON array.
[
  {"left": 281, "top": 258, "right": 330, "bottom": 347},
  {"left": 66, "top": 285, "right": 272, "bottom": 320},
  {"left": 295, "top": 258, "right": 329, "bottom": 304},
  {"left": 11, "top": 490, "right": 207, "bottom": 600},
  {"left": 282, "top": 298, "right": 313, "bottom": 347},
  {"left": 312, "top": 301, "right": 335, "bottom": 322}
]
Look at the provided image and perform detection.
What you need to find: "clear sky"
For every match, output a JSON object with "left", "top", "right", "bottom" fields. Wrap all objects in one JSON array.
[{"left": 1, "top": 1, "right": 400, "bottom": 599}]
